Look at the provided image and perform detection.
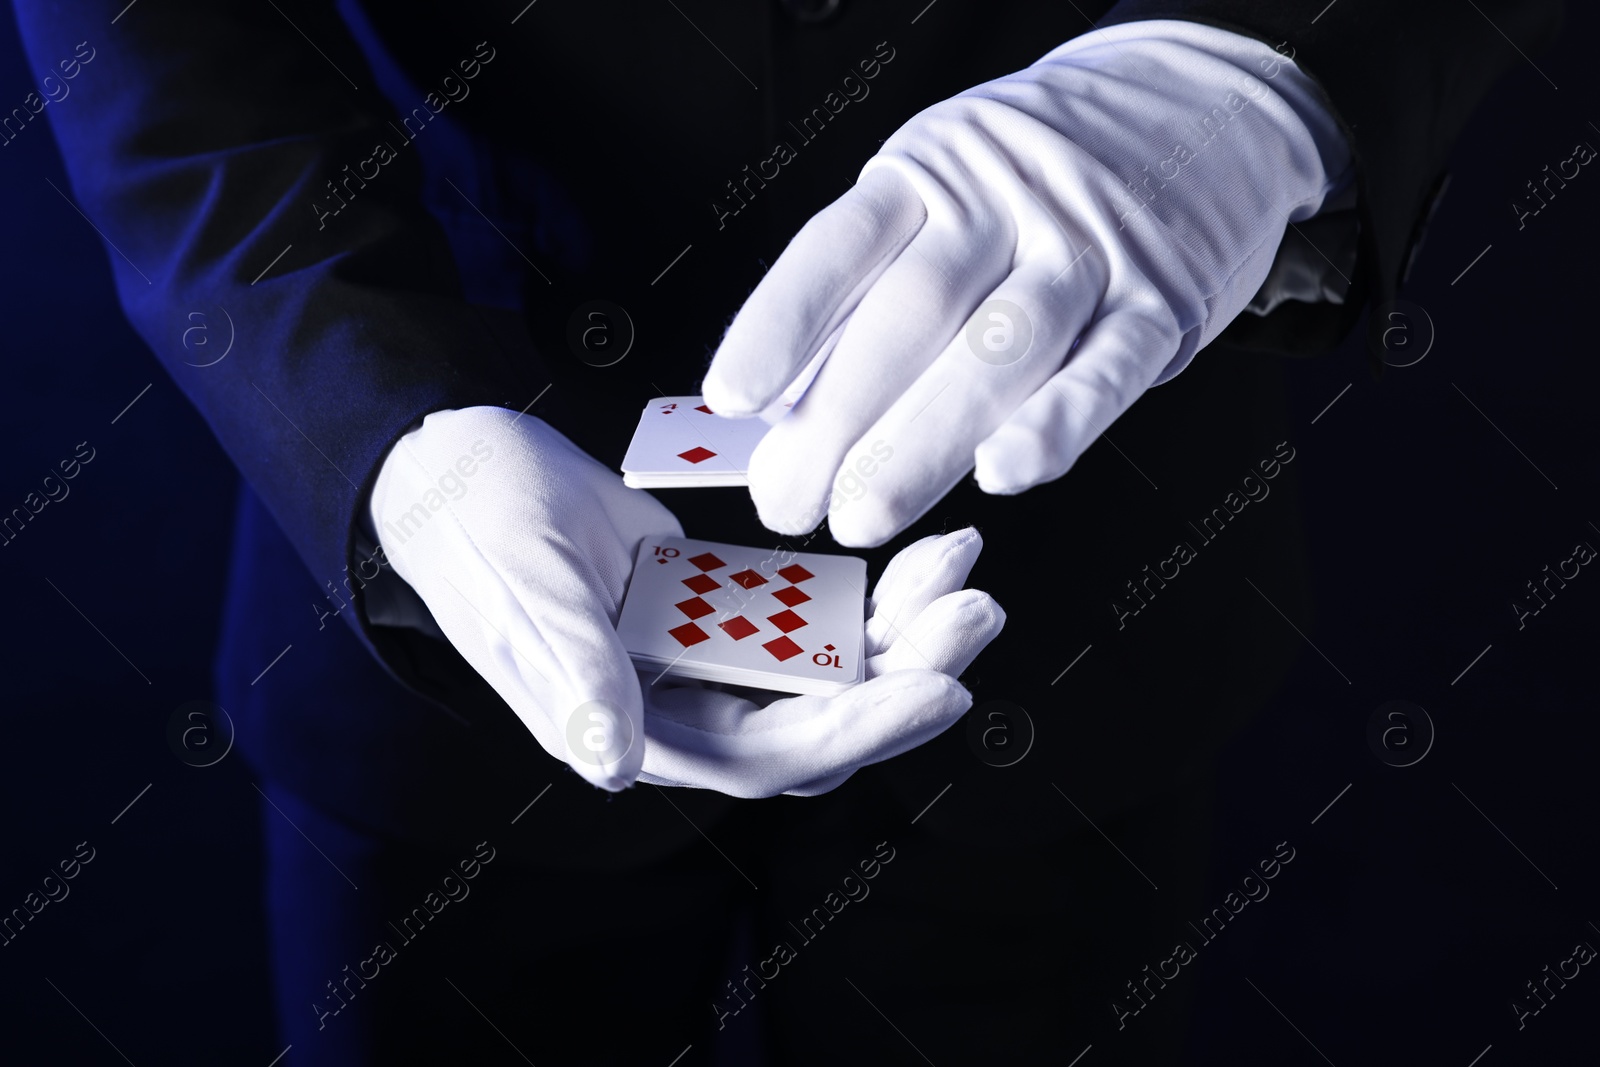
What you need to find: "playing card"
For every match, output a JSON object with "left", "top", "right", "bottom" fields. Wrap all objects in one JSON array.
[
  {"left": 620, "top": 397, "right": 773, "bottom": 488},
  {"left": 616, "top": 536, "right": 867, "bottom": 696},
  {"left": 619, "top": 327, "right": 838, "bottom": 488}
]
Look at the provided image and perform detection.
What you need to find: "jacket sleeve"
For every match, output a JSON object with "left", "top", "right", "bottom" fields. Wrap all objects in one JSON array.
[
  {"left": 1098, "top": 0, "right": 1565, "bottom": 363},
  {"left": 11, "top": 2, "right": 541, "bottom": 696}
]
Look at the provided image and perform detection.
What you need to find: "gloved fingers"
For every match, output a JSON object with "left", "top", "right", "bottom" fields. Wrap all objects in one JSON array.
[
  {"left": 973, "top": 303, "right": 1177, "bottom": 496},
  {"left": 702, "top": 166, "right": 926, "bottom": 418},
  {"left": 825, "top": 259, "right": 1101, "bottom": 548},
  {"left": 633, "top": 771, "right": 687, "bottom": 788},
  {"left": 744, "top": 217, "right": 1009, "bottom": 536},
  {"left": 638, "top": 669, "right": 972, "bottom": 798},
  {"left": 439, "top": 545, "right": 650, "bottom": 792},
  {"left": 865, "top": 587, "right": 1006, "bottom": 679},
  {"left": 371, "top": 410, "right": 684, "bottom": 793},
  {"left": 782, "top": 769, "right": 857, "bottom": 797},
  {"left": 541, "top": 419, "right": 688, "bottom": 549},
  {"left": 864, "top": 527, "right": 984, "bottom": 655}
]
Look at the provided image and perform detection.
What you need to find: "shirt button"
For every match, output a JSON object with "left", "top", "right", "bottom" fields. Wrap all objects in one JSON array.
[{"left": 780, "top": 0, "right": 843, "bottom": 24}]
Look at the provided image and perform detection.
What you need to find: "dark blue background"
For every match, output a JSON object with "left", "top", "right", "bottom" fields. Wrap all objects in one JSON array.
[{"left": 0, "top": 5, "right": 1595, "bottom": 1064}]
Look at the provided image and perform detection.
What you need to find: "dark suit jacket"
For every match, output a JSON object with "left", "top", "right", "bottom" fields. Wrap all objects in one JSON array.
[{"left": 11, "top": 0, "right": 1563, "bottom": 856}]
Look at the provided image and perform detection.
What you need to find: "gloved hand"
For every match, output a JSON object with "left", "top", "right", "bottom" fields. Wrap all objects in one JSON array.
[
  {"left": 637, "top": 523, "right": 1003, "bottom": 797},
  {"left": 702, "top": 19, "right": 1353, "bottom": 547},
  {"left": 368, "top": 406, "right": 1004, "bottom": 796}
]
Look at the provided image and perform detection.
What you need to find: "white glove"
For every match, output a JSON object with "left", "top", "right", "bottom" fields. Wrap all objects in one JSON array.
[
  {"left": 368, "top": 406, "right": 1004, "bottom": 796},
  {"left": 702, "top": 19, "right": 1353, "bottom": 547}
]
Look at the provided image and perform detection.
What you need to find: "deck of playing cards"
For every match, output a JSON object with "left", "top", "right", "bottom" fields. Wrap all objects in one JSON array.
[
  {"left": 619, "top": 396, "right": 776, "bottom": 488},
  {"left": 616, "top": 536, "right": 867, "bottom": 696}
]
